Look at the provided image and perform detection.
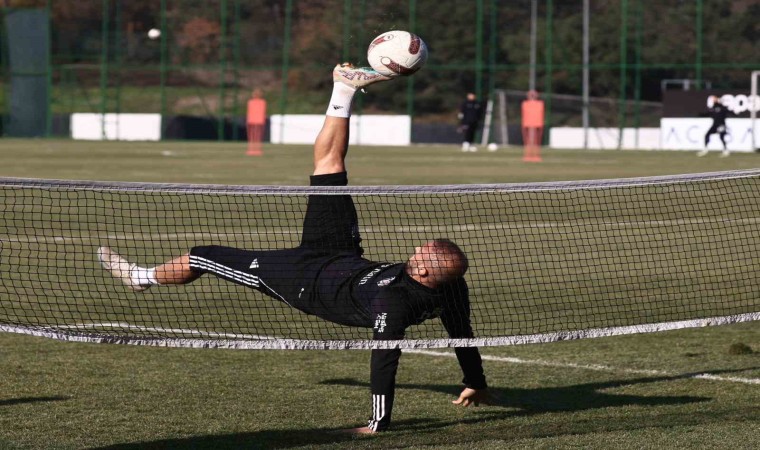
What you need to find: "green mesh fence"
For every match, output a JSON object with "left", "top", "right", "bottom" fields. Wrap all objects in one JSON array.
[{"left": 0, "top": 0, "right": 757, "bottom": 139}]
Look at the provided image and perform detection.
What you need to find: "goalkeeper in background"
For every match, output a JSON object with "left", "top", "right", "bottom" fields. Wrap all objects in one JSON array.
[
  {"left": 98, "top": 63, "right": 489, "bottom": 434},
  {"left": 458, "top": 92, "right": 483, "bottom": 152},
  {"left": 697, "top": 95, "right": 730, "bottom": 157}
]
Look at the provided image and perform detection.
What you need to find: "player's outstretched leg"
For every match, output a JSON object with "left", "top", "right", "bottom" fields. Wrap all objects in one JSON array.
[
  {"left": 314, "top": 63, "right": 392, "bottom": 175},
  {"left": 97, "top": 247, "right": 153, "bottom": 291},
  {"left": 98, "top": 247, "right": 198, "bottom": 291}
]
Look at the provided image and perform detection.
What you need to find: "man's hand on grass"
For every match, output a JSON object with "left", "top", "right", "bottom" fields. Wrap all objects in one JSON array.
[{"left": 452, "top": 387, "right": 490, "bottom": 407}]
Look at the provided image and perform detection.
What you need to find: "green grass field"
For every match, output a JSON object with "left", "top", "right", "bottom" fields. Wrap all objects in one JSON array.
[{"left": 1, "top": 140, "right": 759, "bottom": 449}]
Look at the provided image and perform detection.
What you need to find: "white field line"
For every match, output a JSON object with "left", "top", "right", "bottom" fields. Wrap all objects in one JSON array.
[
  {"left": 3, "top": 216, "right": 760, "bottom": 245},
  {"left": 404, "top": 349, "right": 760, "bottom": 386}
]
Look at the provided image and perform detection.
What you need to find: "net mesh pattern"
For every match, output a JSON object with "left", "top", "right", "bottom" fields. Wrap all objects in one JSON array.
[{"left": 1, "top": 170, "right": 759, "bottom": 349}]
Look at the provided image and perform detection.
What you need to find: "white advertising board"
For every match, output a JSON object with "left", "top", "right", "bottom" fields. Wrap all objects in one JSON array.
[
  {"left": 549, "top": 127, "right": 660, "bottom": 150},
  {"left": 270, "top": 114, "right": 411, "bottom": 146},
  {"left": 71, "top": 113, "right": 162, "bottom": 141},
  {"left": 660, "top": 118, "right": 759, "bottom": 152}
]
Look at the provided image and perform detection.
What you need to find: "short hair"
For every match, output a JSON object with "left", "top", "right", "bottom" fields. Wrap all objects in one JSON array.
[{"left": 427, "top": 239, "right": 469, "bottom": 284}]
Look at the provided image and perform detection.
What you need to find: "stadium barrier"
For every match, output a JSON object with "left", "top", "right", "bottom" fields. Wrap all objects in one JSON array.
[{"left": 269, "top": 115, "right": 411, "bottom": 146}]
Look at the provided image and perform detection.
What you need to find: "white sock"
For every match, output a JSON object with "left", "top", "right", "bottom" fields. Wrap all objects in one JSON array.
[
  {"left": 131, "top": 266, "right": 158, "bottom": 286},
  {"left": 325, "top": 82, "right": 357, "bottom": 118}
]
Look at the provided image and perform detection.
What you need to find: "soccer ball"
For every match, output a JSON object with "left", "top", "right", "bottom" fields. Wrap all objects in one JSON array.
[
  {"left": 147, "top": 28, "right": 161, "bottom": 40},
  {"left": 367, "top": 30, "right": 428, "bottom": 77}
]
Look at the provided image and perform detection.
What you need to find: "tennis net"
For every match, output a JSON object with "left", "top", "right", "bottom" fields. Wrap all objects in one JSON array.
[{"left": 1, "top": 170, "right": 759, "bottom": 349}]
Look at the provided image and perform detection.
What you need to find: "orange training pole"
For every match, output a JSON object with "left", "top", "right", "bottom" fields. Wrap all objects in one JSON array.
[
  {"left": 521, "top": 90, "right": 545, "bottom": 162},
  {"left": 246, "top": 90, "right": 267, "bottom": 156}
]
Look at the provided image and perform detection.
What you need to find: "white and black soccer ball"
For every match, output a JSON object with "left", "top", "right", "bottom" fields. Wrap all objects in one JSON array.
[{"left": 367, "top": 30, "right": 428, "bottom": 77}]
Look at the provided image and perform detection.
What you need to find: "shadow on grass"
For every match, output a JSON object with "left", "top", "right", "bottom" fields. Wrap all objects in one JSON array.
[
  {"left": 89, "top": 367, "right": 758, "bottom": 449},
  {"left": 0, "top": 396, "right": 69, "bottom": 407},
  {"left": 318, "top": 366, "right": 759, "bottom": 436},
  {"left": 321, "top": 369, "right": 715, "bottom": 415},
  {"left": 92, "top": 427, "right": 367, "bottom": 450}
]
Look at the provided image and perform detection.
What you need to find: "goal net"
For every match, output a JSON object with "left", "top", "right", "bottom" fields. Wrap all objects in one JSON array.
[
  {"left": 481, "top": 89, "right": 663, "bottom": 148},
  {"left": 1, "top": 171, "right": 759, "bottom": 349}
]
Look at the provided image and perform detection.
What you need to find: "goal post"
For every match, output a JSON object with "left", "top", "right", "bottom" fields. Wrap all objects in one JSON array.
[
  {"left": 751, "top": 71, "right": 760, "bottom": 151},
  {"left": 480, "top": 90, "right": 509, "bottom": 147}
]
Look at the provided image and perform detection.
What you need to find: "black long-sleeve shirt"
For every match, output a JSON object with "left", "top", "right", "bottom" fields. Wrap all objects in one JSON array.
[
  {"left": 317, "top": 259, "right": 486, "bottom": 432},
  {"left": 703, "top": 103, "right": 729, "bottom": 127},
  {"left": 459, "top": 99, "right": 484, "bottom": 126}
]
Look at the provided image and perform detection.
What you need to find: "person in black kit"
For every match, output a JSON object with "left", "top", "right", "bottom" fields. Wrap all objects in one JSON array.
[
  {"left": 458, "top": 92, "right": 483, "bottom": 152},
  {"left": 698, "top": 95, "right": 730, "bottom": 157},
  {"left": 98, "top": 63, "right": 489, "bottom": 434}
]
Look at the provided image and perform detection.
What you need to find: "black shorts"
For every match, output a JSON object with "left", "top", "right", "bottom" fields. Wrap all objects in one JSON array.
[
  {"left": 188, "top": 172, "right": 365, "bottom": 313},
  {"left": 706, "top": 124, "right": 726, "bottom": 135}
]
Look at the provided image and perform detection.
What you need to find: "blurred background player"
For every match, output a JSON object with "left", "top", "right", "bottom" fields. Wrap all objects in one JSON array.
[
  {"left": 698, "top": 95, "right": 730, "bottom": 157},
  {"left": 458, "top": 92, "right": 483, "bottom": 152}
]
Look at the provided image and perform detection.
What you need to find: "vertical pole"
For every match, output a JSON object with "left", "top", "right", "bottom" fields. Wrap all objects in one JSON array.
[
  {"left": 114, "top": 0, "right": 122, "bottom": 116},
  {"left": 488, "top": 0, "right": 496, "bottom": 96},
  {"left": 582, "top": 0, "right": 589, "bottom": 149},
  {"left": 406, "top": 0, "right": 416, "bottom": 118},
  {"left": 100, "top": 0, "right": 109, "bottom": 140},
  {"left": 695, "top": 0, "right": 703, "bottom": 89},
  {"left": 159, "top": 0, "right": 167, "bottom": 139},
  {"left": 544, "top": 0, "right": 553, "bottom": 145},
  {"left": 617, "top": 0, "right": 628, "bottom": 150},
  {"left": 45, "top": 0, "right": 53, "bottom": 137},
  {"left": 279, "top": 0, "right": 293, "bottom": 141},
  {"left": 751, "top": 71, "right": 759, "bottom": 151},
  {"left": 475, "top": 0, "right": 484, "bottom": 99},
  {"left": 218, "top": 0, "right": 228, "bottom": 141},
  {"left": 232, "top": 0, "right": 241, "bottom": 141},
  {"left": 342, "top": 0, "right": 352, "bottom": 63},
  {"left": 113, "top": 0, "right": 123, "bottom": 139},
  {"left": 485, "top": 0, "right": 497, "bottom": 145},
  {"left": 354, "top": 0, "right": 366, "bottom": 114},
  {"left": 633, "top": 0, "right": 642, "bottom": 149},
  {"left": 528, "top": 0, "right": 537, "bottom": 92},
  {"left": 342, "top": 0, "right": 354, "bottom": 142}
]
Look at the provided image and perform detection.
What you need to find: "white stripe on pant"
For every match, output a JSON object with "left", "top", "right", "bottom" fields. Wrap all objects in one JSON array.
[{"left": 368, "top": 394, "right": 386, "bottom": 431}]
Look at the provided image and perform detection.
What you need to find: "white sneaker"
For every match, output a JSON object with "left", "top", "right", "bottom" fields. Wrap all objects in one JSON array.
[
  {"left": 720, "top": 150, "right": 730, "bottom": 157},
  {"left": 97, "top": 247, "right": 150, "bottom": 292},
  {"left": 333, "top": 63, "right": 391, "bottom": 90},
  {"left": 469, "top": 147, "right": 478, "bottom": 152},
  {"left": 696, "top": 149, "right": 708, "bottom": 157},
  {"left": 462, "top": 142, "right": 470, "bottom": 152}
]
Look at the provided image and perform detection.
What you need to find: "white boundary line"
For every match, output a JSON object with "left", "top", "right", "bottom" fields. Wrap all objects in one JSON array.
[{"left": 404, "top": 349, "right": 760, "bottom": 386}]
